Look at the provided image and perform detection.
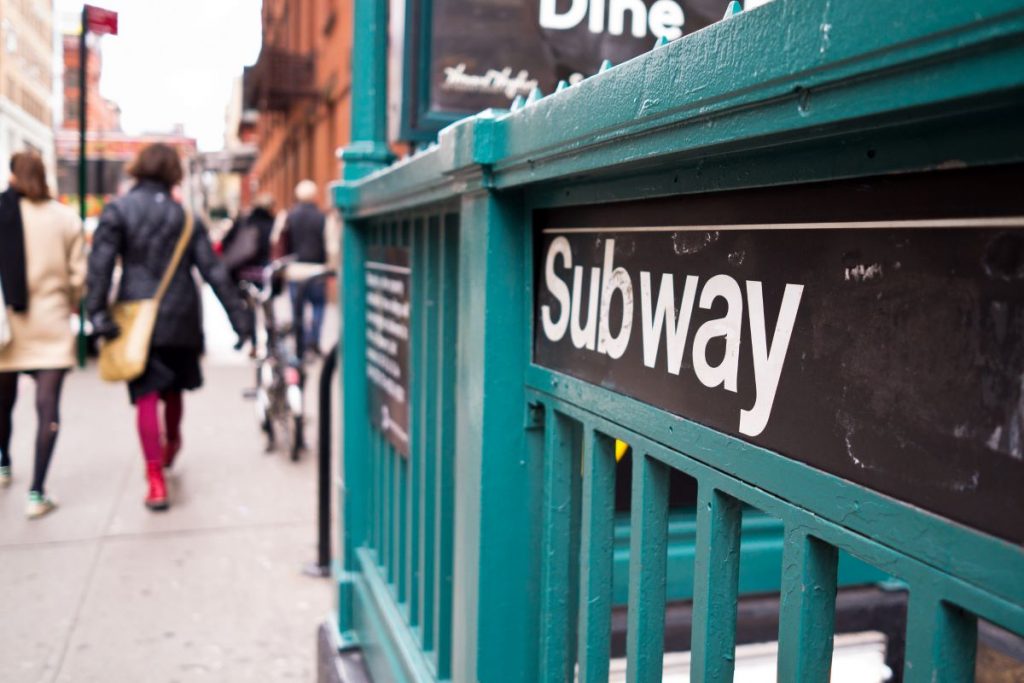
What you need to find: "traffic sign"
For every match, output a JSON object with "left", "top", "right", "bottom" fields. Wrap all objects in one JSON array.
[{"left": 85, "top": 5, "right": 118, "bottom": 36}]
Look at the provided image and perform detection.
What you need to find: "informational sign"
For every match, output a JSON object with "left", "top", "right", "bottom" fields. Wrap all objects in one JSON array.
[
  {"left": 394, "top": 0, "right": 732, "bottom": 140},
  {"left": 365, "top": 247, "right": 412, "bottom": 456},
  {"left": 533, "top": 167, "right": 1024, "bottom": 543},
  {"left": 84, "top": 5, "right": 118, "bottom": 35}
]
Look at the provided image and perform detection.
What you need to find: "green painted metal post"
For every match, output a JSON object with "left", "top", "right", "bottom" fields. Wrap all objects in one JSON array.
[
  {"left": 776, "top": 528, "right": 839, "bottom": 682},
  {"left": 538, "top": 407, "right": 575, "bottom": 683},
  {"left": 452, "top": 188, "right": 540, "bottom": 683},
  {"left": 577, "top": 428, "right": 617, "bottom": 683},
  {"left": 625, "top": 453, "right": 670, "bottom": 683},
  {"left": 903, "top": 592, "right": 978, "bottom": 683},
  {"left": 340, "top": 0, "right": 393, "bottom": 180},
  {"left": 336, "top": 213, "right": 370, "bottom": 645},
  {"left": 690, "top": 486, "right": 742, "bottom": 683},
  {"left": 432, "top": 213, "right": 459, "bottom": 677},
  {"left": 333, "top": 0, "right": 394, "bottom": 642},
  {"left": 407, "top": 219, "right": 425, "bottom": 628}
]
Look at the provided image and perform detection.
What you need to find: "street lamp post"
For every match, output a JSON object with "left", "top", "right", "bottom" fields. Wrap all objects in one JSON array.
[
  {"left": 76, "top": 4, "right": 117, "bottom": 368},
  {"left": 76, "top": 6, "right": 88, "bottom": 367}
]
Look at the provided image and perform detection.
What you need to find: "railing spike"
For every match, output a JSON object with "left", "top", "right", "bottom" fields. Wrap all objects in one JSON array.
[
  {"left": 599, "top": 59, "right": 613, "bottom": 73},
  {"left": 510, "top": 95, "right": 525, "bottom": 111},
  {"left": 723, "top": 0, "right": 742, "bottom": 18},
  {"left": 556, "top": 80, "right": 569, "bottom": 92},
  {"left": 653, "top": 35, "right": 670, "bottom": 49},
  {"left": 527, "top": 86, "right": 543, "bottom": 104}
]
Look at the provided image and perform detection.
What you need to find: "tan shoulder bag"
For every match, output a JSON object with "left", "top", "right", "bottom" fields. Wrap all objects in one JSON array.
[{"left": 98, "top": 210, "right": 194, "bottom": 382}]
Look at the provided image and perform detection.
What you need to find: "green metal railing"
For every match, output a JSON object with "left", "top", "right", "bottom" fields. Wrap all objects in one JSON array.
[
  {"left": 528, "top": 392, "right": 1023, "bottom": 682},
  {"left": 333, "top": 1, "right": 1024, "bottom": 681},
  {"left": 340, "top": 207, "right": 459, "bottom": 678}
]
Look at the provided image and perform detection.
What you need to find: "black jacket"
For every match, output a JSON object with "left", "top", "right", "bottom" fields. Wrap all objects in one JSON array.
[
  {"left": 283, "top": 202, "right": 326, "bottom": 264},
  {"left": 86, "top": 181, "right": 250, "bottom": 349},
  {"left": 221, "top": 206, "right": 275, "bottom": 275}
]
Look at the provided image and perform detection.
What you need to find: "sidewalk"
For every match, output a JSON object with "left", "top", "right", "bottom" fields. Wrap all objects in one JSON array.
[{"left": 0, "top": 293, "right": 337, "bottom": 682}]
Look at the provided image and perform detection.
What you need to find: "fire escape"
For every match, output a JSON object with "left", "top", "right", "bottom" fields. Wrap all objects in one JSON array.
[{"left": 242, "top": 45, "right": 318, "bottom": 112}]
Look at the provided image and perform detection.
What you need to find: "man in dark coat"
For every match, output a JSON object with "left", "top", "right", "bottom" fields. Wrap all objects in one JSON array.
[
  {"left": 221, "top": 193, "right": 276, "bottom": 282},
  {"left": 281, "top": 179, "right": 327, "bottom": 356}
]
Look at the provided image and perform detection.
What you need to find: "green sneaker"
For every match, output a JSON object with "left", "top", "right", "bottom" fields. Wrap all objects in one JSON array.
[
  {"left": 0, "top": 466, "right": 10, "bottom": 488},
  {"left": 26, "top": 491, "right": 57, "bottom": 519}
]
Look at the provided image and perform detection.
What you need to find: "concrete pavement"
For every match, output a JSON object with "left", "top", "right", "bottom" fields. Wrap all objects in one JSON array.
[{"left": 0, "top": 293, "right": 338, "bottom": 683}]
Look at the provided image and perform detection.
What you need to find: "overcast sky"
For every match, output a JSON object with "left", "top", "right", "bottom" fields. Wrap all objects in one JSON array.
[{"left": 56, "top": 0, "right": 263, "bottom": 151}]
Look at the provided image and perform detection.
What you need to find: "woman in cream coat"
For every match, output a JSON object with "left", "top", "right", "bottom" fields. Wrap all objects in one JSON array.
[{"left": 0, "top": 152, "right": 85, "bottom": 518}]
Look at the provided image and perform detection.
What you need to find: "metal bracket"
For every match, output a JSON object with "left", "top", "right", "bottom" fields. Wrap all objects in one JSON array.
[{"left": 525, "top": 401, "right": 545, "bottom": 431}]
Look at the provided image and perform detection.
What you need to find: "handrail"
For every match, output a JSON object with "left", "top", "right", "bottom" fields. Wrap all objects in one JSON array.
[{"left": 305, "top": 341, "right": 340, "bottom": 578}]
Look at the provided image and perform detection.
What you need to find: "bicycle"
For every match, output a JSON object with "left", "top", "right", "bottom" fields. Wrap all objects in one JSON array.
[
  {"left": 239, "top": 259, "right": 335, "bottom": 462},
  {"left": 239, "top": 257, "right": 335, "bottom": 461}
]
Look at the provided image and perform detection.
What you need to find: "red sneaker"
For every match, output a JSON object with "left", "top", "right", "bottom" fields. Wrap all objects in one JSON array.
[{"left": 145, "top": 464, "right": 169, "bottom": 511}]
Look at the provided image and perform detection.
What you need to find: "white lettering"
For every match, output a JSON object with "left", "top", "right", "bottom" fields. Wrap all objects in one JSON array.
[
  {"left": 608, "top": 0, "right": 647, "bottom": 37},
  {"left": 539, "top": 234, "right": 806, "bottom": 437},
  {"left": 570, "top": 266, "right": 601, "bottom": 350},
  {"left": 539, "top": 0, "right": 588, "bottom": 30},
  {"left": 740, "top": 281, "right": 804, "bottom": 437},
  {"left": 692, "top": 274, "right": 742, "bottom": 392},
  {"left": 588, "top": 0, "right": 605, "bottom": 33},
  {"left": 541, "top": 237, "right": 572, "bottom": 341},
  {"left": 441, "top": 63, "right": 538, "bottom": 100},
  {"left": 540, "top": 0, "right": 684, "bottom": 39},
  {"left": 648, "top": 0, "right": 684, "bottom": 40},
  {"left": 640, "top": 271, "right": 698, "bottom": 373},
  {"left": 597, "top": 239, "right": 633, "bottom": 359}
]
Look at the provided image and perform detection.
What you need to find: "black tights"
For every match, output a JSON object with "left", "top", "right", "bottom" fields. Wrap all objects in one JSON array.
[{"left": 0, "top": 369, "right": 66, "bottom": 494}]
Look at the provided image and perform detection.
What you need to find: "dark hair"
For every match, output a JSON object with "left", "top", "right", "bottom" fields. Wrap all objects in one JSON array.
[
  {"left": 9, "top": 151, "right": 51, "bottom": 201},
  {"left": 127, "top": 143, "right": 183, "bottom": 187}
]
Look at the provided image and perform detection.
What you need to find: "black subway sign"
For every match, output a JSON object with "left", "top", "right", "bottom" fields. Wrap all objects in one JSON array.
[{"left": 533, "top": 169, "right": 1024, "bottom": 543}]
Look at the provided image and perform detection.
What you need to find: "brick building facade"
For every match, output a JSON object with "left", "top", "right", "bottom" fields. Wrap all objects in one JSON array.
[
  {"left": 244, "top": 0, "right": 353, "bottom": 212},
  {"left": 61, "top": 33, "right": 121, "bottom": 134}
]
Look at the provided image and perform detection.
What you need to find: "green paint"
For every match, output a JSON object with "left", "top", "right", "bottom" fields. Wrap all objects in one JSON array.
[
  {"left": 355, "top": 548, "right": 442, "bottom": 681},
  {"left": 625, "top": 453, "right": 670, "bottom": 683},
  {"left": 903, "top": 592, "right": 978, "bottom": 683},
  {"left": 610, "top": 510, "right": 889, "bottom": 605},
  {"left": 776, "top": 529, "right": 839, "bottom": 683},
  {"left": 406, "top": 220, "right": 425, "bottom": 630},
  {"left": 338, "top": 216, "right": 370, "bottom": 639},
  {"left": 576, "top": 429, "right": 616, "bottom": 683},
  {"left": 432, "top": 212, "right": 459, "bottom": 678},
  {"left": 689, "top": 487, "right": 742, "bottom": 683},
  {"left": 538, "top": 409, "right": 576, "bottom": 683},
  {"left": 450, "top": 190, "right": 540, "bottom": 683},
  {"left": 340, "top": 0, "right": 393, "bottom": 181}
]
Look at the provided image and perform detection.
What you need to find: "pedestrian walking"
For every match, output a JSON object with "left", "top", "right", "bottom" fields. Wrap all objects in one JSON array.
[
  {"left": 280, "top": 180, "right": 327, "bottom": 357},
  {"left": 221, "top": 193, "right": 276, "bottom": 351},
  {"left": 85, "top": 143, "right": 251, "bottom": 511},
  {"left": 0, "top": 152, "right": 86, "bottom": 519},
  {"left": 221, "top": 193, "right": 276, "bottom": 281}
]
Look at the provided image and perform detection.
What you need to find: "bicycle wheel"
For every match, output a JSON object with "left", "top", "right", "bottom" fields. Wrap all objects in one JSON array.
[
  {"left": 263, "top": 412, "right": 276, "bottom": 452},
  {"left": 272, "top": 402, "right": 293, "bottom": 456},
  {"left": 290, "top": 415, "right": 303, "bottom": 462}
]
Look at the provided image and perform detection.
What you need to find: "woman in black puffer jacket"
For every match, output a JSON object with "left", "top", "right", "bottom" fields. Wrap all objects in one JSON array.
[{"left": 86, "top": 144, "right": 251, "bottom": 511}]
